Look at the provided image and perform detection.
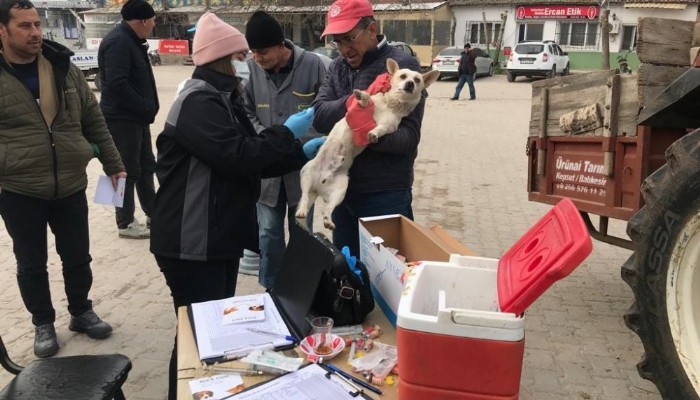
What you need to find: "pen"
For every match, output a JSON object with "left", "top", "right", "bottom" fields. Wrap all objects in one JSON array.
[
  {"left": 325, "top": 363, "right": 383, "bottom": 395},
  {"left": 208, "top": 366, "right": 264, "bottom": 376},
  {"left": 246, "top": 327, "right": 298, "bottom": 343}
]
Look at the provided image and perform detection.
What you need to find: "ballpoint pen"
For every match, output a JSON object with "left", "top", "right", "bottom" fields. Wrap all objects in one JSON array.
[
  {"left": 325, "top": 363, "right": 383, "bottom": 395},
  {"left": 245, "top": 327, "right": 298, "bottom": 343},
  {"left": 208, "top": 366, "right": 264, "bottom": 376}
]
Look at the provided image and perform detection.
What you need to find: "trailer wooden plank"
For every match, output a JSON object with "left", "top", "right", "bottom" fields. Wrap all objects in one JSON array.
[
  {"left": 637, "top": 18, "right": 693, "bottom": 66},
  {"left": 637, "top": 64, "right": 691, "bottom": 108}
]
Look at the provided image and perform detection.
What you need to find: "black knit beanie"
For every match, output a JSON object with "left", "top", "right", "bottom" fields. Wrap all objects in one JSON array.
[
  {"left": 245, "top": 11, "right": 284, "bottom": 50},
  {"left": 121, "top": 0, "right": 155, "bottom": 21}
]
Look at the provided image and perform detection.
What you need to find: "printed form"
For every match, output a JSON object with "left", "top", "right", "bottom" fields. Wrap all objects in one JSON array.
[
  {"left": 191, "top": 293, "right": 294, "bottom": 361},
  {"left": 231, "top": 363, "right": 360, "bottom": 399}
]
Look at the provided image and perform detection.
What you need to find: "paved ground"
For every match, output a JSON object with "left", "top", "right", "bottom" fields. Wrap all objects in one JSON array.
[{"left": 0, "top": 65, "right": 661, "bottom": 399}]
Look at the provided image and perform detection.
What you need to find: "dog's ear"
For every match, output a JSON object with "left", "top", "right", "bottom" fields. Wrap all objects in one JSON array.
[
  {"left": 386, "top": 58, "right": 399, "bottom": 75},
  {"left": 422, "top": 69, "right": 441, "bottom": 87}
]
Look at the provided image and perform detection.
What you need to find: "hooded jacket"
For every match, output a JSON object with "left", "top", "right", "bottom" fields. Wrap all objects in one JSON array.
[
  {"left": 0, "top": 40, "right": 124, "bottom": 200},
  {"left": 311, "top": 36, "right": 425, "bottom": 194},
  {"left": 150, "top": 67, "right": 308, "bottom": 261}
]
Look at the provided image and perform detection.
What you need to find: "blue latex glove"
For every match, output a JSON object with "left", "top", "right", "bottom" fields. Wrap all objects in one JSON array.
[
  {"left": 303, "top": 137, "right": 326, "bottom": 159},
  {"left": 283, "top": 107, "right": 315, "bottom": 139},
  {"left": 342, "top": 246, "right": 364, "bottom": 284}
]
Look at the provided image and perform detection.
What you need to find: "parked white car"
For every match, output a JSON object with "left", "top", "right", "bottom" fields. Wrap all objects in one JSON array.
[
  {"left": 430, "top": 46, "right": 494, "bottom": 80},
  {"left": 505, "top": 41, "right": 570, "bottom": 82}
]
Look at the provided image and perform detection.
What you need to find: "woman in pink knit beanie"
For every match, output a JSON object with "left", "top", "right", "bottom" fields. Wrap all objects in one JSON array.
[{"left": 150, "top": 11, "right": 324, "bottom": 400}]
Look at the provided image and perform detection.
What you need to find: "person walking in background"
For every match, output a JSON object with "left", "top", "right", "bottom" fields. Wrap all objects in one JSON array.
[
  {"left": 311, "top": 0, "right": 427, "bottom": 257},
  {"left": 148, "top": 12, "right": 324, "bottom": 398},
  {"left": 451, "top": 43, "right": 477, "bottom": 101},
  {"left": 243, "top": 10, "right": 327, "bottom": 288},
  {"left": 0, "top": 0, "right": 125, "bottom": 358},
  {"left": 98, "top": 0, "right": 159, "bottom": 239}
]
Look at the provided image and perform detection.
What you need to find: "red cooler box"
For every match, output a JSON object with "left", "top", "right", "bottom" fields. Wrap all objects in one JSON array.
[{"left": 397, "top": 198, "right": 592, "bottom": 399}]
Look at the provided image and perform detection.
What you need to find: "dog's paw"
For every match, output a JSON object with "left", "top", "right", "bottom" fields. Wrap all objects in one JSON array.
[
  {"left": 368, "top": 131, "right": 379, "bottom": 143},
  {"left": 353, "top": 89, "right": 370, "bottom": 108},
  {"left": 295, "top": 209, "right": 307, "bottom": 219},
  {"left": 323, "top": 216, "right": 335, "bottom": 230}
]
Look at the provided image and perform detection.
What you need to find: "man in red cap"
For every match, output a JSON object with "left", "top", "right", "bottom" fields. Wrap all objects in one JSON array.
[{"left": 311, "top": 0, "right": 427, "bottom": 258}]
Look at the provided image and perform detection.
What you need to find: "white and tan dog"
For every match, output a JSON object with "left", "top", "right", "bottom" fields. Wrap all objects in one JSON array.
[{"left": 296, "top": 58, "right": 440, "bottom": 229}]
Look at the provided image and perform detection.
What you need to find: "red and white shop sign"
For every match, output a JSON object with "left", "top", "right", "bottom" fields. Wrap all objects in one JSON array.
[
  {"left": 516, "top": 5, "right": 599, "bottom": 20},
  {"left": 159, "top": 40, "right": 189, "bottom": 55}
]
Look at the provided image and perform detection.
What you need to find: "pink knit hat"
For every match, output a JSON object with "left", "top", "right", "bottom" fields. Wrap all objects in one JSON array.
[{"left": 192, "top": 12, "right": 248, "bottom": 66}]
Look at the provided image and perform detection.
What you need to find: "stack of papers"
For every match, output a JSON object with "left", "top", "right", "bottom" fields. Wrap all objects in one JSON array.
[{"left": 191, "top": 293, "right": 295, "bottom": 362}]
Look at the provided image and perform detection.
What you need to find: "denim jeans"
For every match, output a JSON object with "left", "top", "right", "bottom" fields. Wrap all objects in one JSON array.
[
  {"left": 331, "top": 189, "right": 413, "bottom": 258},
  {"left": 155, "top": 256, "right": 240, "bottom": 400},
  {"left": 257, "top": 187, "right": 313, "bottom": 289},
  {"left": 453, "top": 72, "right": 476, "bottom": 100},
  {"left": 0, "top": 189, "right": 93, "bottom": 326},
  {"left": 106, "top": 119, "right": 156, "bottom": 229}
]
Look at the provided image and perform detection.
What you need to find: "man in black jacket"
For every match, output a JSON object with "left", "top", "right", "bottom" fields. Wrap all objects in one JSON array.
[
  {"left": 98, "top": 0, "right": 159, "bottom": 239},
  {"left": 311, "top": 0, "right": 426, "bottom": 257},
  {"left": 451, "top": 43, "right": 477, "bottom": 100}
]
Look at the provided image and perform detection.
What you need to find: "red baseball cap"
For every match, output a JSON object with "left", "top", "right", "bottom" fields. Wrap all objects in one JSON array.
[{"left": 321, "top": 0, "right": 374, "bottom": 38}]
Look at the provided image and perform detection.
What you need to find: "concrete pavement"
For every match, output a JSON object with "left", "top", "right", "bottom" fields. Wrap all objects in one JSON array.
[{"left": 0, "top": 66, "right": 660, "bottom": 400}]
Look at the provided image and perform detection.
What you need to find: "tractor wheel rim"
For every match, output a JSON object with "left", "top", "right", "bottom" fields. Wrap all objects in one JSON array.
[{"left": 668, "top": 211, "right": 700, "bottom": 393}]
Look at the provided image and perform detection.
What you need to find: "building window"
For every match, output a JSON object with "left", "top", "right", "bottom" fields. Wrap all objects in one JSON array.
[
  {"left": 62, "top": 12, "right": 78, "bottom": 39},
  {"left": 558, "top": 22, "right": 598, "bottom": 48},
  {"left": 517, "top": 23, "right": 544, "bottom": 42},
  {"left": 466, "top": 21, "right": 502, "bottom": 45},
  {"left": 382, "top": 20, "right": 431, "bottom": 45},
  {"left": 434, "top": 20, "right": 451, "bottom": 45},
  {"left": 621, "top": 25, "right": 637, "bottom": 50}
]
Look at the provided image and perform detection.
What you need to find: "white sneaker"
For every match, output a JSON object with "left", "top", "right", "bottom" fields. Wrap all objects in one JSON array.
[{"left": 118, "top": 219, "right": 150, "bottom": 239}]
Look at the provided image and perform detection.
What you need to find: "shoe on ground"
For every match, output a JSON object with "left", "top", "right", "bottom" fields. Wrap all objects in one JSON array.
[
  {"left": 238, "top": 266, "right": 259, "bottom": 276},
  {"left": 34, "top": 323, "right": 59, "bottom": 358},
  {"left": 469, "top": 97, "right": 476, "bottom": 100},
  {"left": 69, "top": 310, "right": 113, "bottom": 339},
  {"left": 118, "top": 219, "right": 150, "bottom": 239},
  {"left": 450, "top": 97, "right": 458, "bottom": 100}
]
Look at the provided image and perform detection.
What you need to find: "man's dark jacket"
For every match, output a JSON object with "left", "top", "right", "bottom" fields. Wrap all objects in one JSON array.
[
  {"left": 311, "top": 36, "right": 425, "bottom": 194},
  {"left": 458, "top": 49, "right": 477, "bottom": 75},
  {"left": 98, "top": 21, "right": 159, "bottom": 124}
]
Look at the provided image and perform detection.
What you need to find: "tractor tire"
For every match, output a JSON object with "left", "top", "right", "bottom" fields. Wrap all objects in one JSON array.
[{"left": 622, "top": 128, "right": 700, "bottom": 400}]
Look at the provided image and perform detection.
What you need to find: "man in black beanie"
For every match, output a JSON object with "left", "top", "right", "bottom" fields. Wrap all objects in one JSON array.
[
  {"left": 98, "top": 0, "right": 159, "bottom": 239},
  {"left": 242, "top": 11, "right": 327, "bottom": 288}
]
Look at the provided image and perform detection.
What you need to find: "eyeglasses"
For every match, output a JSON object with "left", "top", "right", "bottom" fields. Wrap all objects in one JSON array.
[{"left": 330, "top": 26, "right": 367, "bottom": 49}]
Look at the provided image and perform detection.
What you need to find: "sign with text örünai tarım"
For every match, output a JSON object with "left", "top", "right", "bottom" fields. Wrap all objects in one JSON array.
[
  {"left": 516, "top": 5, "right": 599, "bottom": 20},
  {"left": 551, "top": 155, "right": 609, "bottom": 203}
]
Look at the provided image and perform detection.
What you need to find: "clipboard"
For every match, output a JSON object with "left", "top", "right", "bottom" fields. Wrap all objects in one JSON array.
[
  {"left": 189, "top": 220, "right": 338, "bottom": 363},
  {"left": 228, "top": 363, "right": 373, "bottom": 400}
]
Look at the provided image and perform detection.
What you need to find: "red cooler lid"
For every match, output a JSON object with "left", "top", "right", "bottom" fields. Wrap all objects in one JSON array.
[{"left": 497, "top": 198, "right": 592, "bottom": 314}]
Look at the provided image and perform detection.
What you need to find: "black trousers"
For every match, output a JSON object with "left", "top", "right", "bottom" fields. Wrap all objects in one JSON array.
[
  {"left": 0, "top": 189, "right": 93, "bottom": 326},
  {"left": 155, "top": 256, "right": 240, "bottom": 400},
  {"left": 106, "top": 119, "right": 156, "bottom": 229}
]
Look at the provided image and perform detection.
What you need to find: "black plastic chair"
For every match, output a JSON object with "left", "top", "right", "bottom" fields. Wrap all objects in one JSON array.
[{"left": 0, "top": 333, "right": 132, "bottom": 399}]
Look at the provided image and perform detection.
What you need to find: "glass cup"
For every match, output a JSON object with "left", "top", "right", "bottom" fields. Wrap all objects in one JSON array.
[{"left": 310, "top": 316, "right": 334, "bottom": 355}]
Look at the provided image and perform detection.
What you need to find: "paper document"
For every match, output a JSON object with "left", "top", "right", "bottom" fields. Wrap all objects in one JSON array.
[
  {"left": 231, "top": 363, "right": 361, "bottom": 399},
  {"left": 94, "top": 175, "right": 125, "bottom": 207},
  {"left": 221, "top": 293, "right": 266, "bottom": 325},
  {"left": 191, "top": 293, "right": 294, "bottom": 362},
  {"left": 189, "top": 374, "right": 245, "bottom": 399}
]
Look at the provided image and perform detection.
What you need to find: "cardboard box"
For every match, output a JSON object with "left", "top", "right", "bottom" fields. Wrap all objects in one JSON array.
[{"left": 358, "top": 215, "right": 472, "bottom": 326}]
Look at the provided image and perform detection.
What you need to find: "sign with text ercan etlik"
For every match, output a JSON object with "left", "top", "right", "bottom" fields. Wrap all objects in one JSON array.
[
  {"left": 516, "top": 5, "right": 599, "bottom": 20},
  {"left": 552, "top": 155, "right": 609, "bottom": 202}
]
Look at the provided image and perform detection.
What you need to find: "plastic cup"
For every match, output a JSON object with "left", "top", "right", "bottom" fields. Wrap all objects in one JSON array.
[{"left": 310, "top": 316, "right": 334, "bottom": 355}]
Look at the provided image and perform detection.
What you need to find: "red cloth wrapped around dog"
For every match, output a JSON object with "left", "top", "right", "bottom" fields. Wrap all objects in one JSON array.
[{"left": 345, "top": 72, "right": 392, "bottom": 146}]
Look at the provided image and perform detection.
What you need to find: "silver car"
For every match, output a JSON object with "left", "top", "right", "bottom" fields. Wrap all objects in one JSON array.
[{"left": 431, "top": 46, "right": 494, "bottom": 80}]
